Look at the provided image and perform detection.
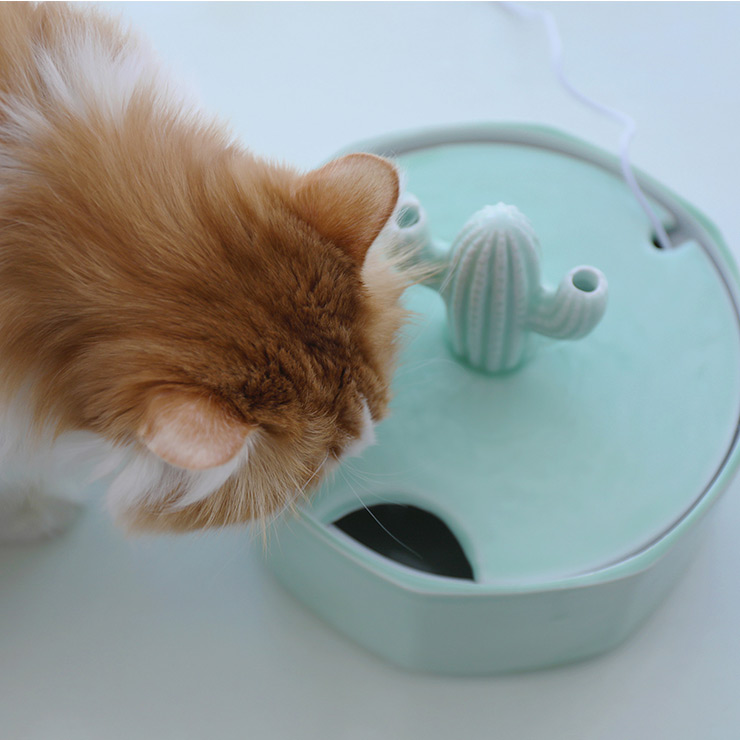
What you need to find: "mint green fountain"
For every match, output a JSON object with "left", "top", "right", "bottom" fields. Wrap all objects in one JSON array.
[{"left": 265, "top": 124, "right": 740, "bottom": 675}]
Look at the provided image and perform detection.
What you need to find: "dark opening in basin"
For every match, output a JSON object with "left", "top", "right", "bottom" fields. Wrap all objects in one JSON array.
[{"left": 334, "top": 504, "right": 474, "bottom": 580}]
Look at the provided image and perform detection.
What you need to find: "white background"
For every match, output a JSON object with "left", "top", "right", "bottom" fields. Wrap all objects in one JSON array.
[{"left": 2, "top": 3, "right": 740, "bottom": 738}]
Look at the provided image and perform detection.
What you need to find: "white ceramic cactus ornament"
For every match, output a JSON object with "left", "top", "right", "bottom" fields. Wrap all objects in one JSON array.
[{"left": 393, "top": 197, "right": 608, "bottom": 373}]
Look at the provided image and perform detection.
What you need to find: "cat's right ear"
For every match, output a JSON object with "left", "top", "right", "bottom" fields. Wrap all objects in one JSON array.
[
  {"left": 293, "top": 153, "right": 400, "bottom": 266},
  {"left": 138, "top": 388, "right": 253, "bottom": 470}
]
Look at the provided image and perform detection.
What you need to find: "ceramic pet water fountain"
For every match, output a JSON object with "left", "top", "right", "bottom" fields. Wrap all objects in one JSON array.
[{"left": 265, "top": 123, "right": 740, "bottom": 675}]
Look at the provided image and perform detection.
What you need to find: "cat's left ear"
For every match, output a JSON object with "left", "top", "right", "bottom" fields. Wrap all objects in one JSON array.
[
  {"left": 138, "top": 388, "right": 253, "bottom": 470},
  {"left": 293, "top": 153, "right": 400, "bottom": 265}
]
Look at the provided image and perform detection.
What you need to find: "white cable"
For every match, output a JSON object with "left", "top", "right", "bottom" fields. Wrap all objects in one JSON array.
[{"left": 499, "top": 1, "right": 673, "bottom": 250}]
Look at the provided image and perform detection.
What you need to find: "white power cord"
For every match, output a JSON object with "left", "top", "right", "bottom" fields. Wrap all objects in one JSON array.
[{"left": 499, "top": 1, "right": 673, "bottom": 249}]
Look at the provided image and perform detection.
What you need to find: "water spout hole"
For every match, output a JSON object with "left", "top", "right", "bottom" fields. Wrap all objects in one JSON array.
[
  {"left": 396, "top": 205, "right": 421, "bottom": 229},
  {"left": 572, "top": 268, "right": 600, "bottom": 293}
]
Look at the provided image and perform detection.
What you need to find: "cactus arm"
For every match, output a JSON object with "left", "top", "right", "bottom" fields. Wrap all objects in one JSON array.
[
  {"left": 419, "top": 240, "right": 451, "bottom": 291},
  {"left": 388, "top": 193, "right": 450, "bottom": 290},
  {"left": 527, "top": 267, "right": 608, "bottom": 340}
]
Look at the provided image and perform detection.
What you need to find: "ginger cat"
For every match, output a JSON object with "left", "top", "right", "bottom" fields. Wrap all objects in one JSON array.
[{"left": 0, "top": 3, "right": 411, "bottom": 540}]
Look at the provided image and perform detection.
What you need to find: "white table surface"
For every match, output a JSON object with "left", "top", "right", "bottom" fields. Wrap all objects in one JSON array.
[{"left": 2, "top": 3, "right": 740, "bottom": 738}]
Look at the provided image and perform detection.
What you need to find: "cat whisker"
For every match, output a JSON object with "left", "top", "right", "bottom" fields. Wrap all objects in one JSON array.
[
  {"left": 256, "top": 453, "right": 329, "bottom": 549},
  {"left": 394, "top": 356, "right": 458, "bottom": 378},
  {"left": 340, "top": 457, "right": 417, "bottom": 481},
  {"left": 338, "top": 466, "right": 421, "bottom": 560}
]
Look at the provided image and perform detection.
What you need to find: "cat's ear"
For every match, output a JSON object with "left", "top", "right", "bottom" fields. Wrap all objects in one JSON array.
[
  {"left": 293, "top": 153, "right": 400, "bottom": 265},
  {"left": 138, "top": 388, "right": 253, "bottom": 470}
]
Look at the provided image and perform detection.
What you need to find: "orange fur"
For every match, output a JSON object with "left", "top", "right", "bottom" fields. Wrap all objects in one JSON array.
[{"left": 0, "top": 3, "right": 413, "bottom": 532}]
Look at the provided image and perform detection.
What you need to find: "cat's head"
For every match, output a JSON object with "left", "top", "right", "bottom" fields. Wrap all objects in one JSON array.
[{"left": 93, "top": 152, "right": 411, "bottom": 532}]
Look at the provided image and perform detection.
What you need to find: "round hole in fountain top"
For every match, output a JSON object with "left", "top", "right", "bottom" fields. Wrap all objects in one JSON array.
[
  {"left": 265, "top": 124, "right": 740, "bottom": 675},
  {"left": 334, "top": 504, "right": 475, "bottom": 581}
]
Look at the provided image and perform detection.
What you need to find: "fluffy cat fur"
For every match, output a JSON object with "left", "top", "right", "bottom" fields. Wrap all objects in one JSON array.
[{"left": 0, "top": 3, "right": 414, "bottom": 540}]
